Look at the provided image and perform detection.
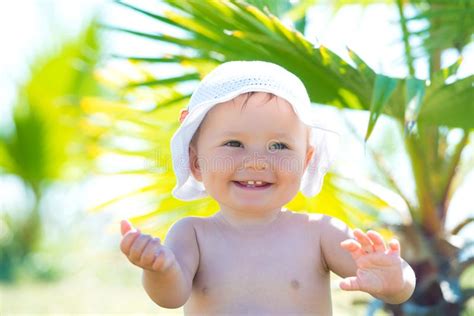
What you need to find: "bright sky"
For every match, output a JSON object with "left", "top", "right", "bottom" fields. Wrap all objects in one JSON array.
[{"left": 0, "top": 0, "right": 472, "bottom": 239}]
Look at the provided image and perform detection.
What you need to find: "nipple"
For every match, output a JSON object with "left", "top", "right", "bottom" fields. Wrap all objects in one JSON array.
[{"left": 291, "top": 279, "right": 300, "bottom": 290}]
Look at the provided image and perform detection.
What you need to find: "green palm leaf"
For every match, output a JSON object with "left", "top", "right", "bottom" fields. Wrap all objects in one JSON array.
[
  {"left": 408, "top": 0, "right": 474, "bottom": 54},
  {"left": 0, "top": 20, "right": 103, "bottom": 188},
  {"left": 109, "top": 0, "right": 374, "bottom": 110},
  {"left": 420, "top": 75, "right": 474, "bottom": 129}
]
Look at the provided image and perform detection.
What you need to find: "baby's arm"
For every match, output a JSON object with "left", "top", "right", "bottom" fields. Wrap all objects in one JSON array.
[
  {"left": 319, "top": 216, "right": 358, "bottom": 276},
  {"left": 120, "top": 218, "right": 199, "bottom": 308},
  {"left": 319, "top": 216, "right": 416, "bottom": 304}
]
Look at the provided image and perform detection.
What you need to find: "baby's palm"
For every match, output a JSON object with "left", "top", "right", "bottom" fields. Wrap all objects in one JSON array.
[{"left": 340, "top": 229, "right": 405, "bottom": 296}]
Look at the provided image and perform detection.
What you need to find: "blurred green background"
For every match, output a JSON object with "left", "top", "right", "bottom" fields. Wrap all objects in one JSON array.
[{"left": 0, "top": 0, "right": 473, "bottom": 315}]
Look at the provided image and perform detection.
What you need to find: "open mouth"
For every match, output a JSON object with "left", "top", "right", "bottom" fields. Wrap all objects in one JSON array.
[{"left": 232, "top": 180, "right": 273, "bottom": 190}]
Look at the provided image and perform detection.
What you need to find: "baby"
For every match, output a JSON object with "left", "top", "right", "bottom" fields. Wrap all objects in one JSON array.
[{"left": 119, "top": 61, "right": 416, "bottom": 315}]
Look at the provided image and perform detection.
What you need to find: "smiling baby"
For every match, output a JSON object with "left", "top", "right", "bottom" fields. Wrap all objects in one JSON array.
[{"left": 119, "top": 61, "right": 416, "bottom": 315}]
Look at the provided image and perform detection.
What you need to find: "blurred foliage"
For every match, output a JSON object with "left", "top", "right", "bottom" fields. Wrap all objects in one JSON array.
[{"left": 0, "top": 19, "right": 105, "bottom": 282}]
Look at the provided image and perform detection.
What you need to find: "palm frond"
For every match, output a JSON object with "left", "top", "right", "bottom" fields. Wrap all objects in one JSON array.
[
  {"left": 0, "top": 19, "right": 104, "bottom": 189},
  {"left": 110, "top": 0, "right": 375, "bottom": 111},
  {"left": 408, "top": 0, "right": 474, "bottom": 53}
]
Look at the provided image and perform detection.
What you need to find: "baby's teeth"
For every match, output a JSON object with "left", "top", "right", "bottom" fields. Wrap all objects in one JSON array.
[
  {"left": 255, "top": 181, "right": 263, "bottom": 185},
  {"left": 247, "top": 180, "right": 255, "bottom": 185}
]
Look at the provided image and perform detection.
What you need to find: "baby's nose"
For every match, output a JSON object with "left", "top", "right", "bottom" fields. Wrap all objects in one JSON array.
[{"left": 243, "top": 155, "right": 268, "bottom": 170}]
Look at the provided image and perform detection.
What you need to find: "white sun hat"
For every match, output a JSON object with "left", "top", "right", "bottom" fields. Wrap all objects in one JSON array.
[{"left": 170, "top": 60, "right": 339, "bottom": 201}]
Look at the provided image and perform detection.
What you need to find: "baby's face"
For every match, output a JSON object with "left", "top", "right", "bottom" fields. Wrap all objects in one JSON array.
[{"left": 189, "top": 92, "right": 314, "bottom": 214}]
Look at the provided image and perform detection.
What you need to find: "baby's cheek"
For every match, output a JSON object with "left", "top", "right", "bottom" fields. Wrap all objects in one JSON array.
[
  {"left": 201, "top": 152, "right": 236, "bottom": 174},
  {"left": 270, "top": 153, "right": 306, "bottom": 175},
  {"left": 211, "top": 149, "right": 246, "bottom": 168}
]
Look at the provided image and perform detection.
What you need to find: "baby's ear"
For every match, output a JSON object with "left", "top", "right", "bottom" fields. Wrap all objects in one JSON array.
[
  {"left": 304, "top": 145, "right": 315, "bottom": 171},
  {"left": 189, "top": 145, "right": 202, "bottom": 181}
]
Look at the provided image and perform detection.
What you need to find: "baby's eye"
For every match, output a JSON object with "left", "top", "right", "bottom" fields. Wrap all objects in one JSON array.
[
  {"left": 224, "top": 140, "right": 243, "bottom": 148},
  {"left": 269, "top": 142, "right": 289, "bottom": 151}
]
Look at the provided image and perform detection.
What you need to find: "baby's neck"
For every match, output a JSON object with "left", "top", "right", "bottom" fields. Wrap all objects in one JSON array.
[{"left": 215, "top": 206, "right": 285, "bottom": 228}]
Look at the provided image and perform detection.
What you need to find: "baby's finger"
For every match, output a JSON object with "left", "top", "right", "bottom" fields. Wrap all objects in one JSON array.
[
  {"left": 339, "top": 276, "right": 361, "bottom": 291},
  {"left": 152, "top": 249, "right": 166, "bottom": 271},
  {"left": 120, "top": 220, "right": 133, "bottom": 236},
  {"left": 366, "top": 230, "right": 386, "bottom": 253},
  {"left": 140, "top": 238, "right": 162, "bottom": 267},
  {"left": 340, "top": 239, "right": 364, "bottom": 261},
  {"left": 152, "top": 247, "right": 176, "bottom": 273},
  {"left": 353, "top": 229, "right": 374, "bottom": 254},
  {"left": 388, "top": 239, "right": 401, "bottom": 256},
  {"left": 129, "top": 235, "right": 152, "bottom": 262},
  {"left": 120, "top": 230, "right": 141, "bottom": 256}
]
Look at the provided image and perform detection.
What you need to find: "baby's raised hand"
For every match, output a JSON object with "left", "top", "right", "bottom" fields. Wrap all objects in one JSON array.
[
  {"left": 339, "top": 229, "right": 409, "bottom": 298},
  {"left": 120, "top": 220, "right": 176, "bottom": 273}
]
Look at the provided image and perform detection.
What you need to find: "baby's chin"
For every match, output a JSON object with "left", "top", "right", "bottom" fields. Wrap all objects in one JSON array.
[
  {"left": 221, "top": 185, "right": 294, "bottom": 212},
  {"left": 219, "top": 203, "right": 282, "bottom": 215}
]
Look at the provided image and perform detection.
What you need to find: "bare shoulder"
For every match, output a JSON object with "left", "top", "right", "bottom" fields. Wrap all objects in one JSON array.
[
  {"left": 168, "top": 215, "right": 211, "bottom": 227},
  {"left": 283, "top": 210, "right": 324, "bottom": 236},
  {"left": 307, "top": 213, "right": 350, "bottom": 232},
  {"left": 285, "top": 211, "right": 351, "bottom": 236},
  {"left": 167, "top": 215, "right": 215, "bottom": 236},
  {"left": 284, "top": 209, "right": 320, "bottom": 220},
  {"left": 166, "top": 216, "right": 195, "bottom": 235},
  {"left": 164, "top": 215, "right": 215, "bottom": 248},
  {"left": 285, "top": 210, "right": 329, "bottom": 225},
  {"left": 283, "top": 210, "right": 323, "bottom": 225}
]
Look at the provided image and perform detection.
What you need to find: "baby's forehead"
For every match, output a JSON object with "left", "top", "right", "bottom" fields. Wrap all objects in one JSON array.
[
  {"left": 189, "top": 91, "right": 312, "bottom": 147},
  {"left": 210, "top": 92, "right": 295, "bottom": 116},
  {"left": 199, "top": 92, "right": 310, "bottom": 135}
]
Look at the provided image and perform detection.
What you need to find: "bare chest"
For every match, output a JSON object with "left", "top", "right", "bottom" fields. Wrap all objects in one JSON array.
[{"left": 184, "top": 220, "right": 332, "bottom": 315}]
